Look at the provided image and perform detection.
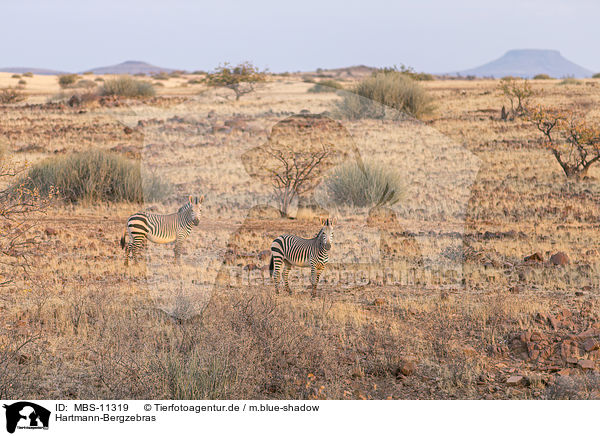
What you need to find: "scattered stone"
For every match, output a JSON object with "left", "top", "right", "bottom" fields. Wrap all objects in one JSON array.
[
  {"left": 399, "top": 361, "right": 416, "bottom": 377},
  {"left": 45, "top": 227, "right": 58, "bottom": 236},
  {"left": 524, "top": 252, "right": 543, "bottom": 263},
  {"left": 583, "top": 338, "right": 599, "bottom": 352},
  {"left": 549, "top": 252, "right": 570, "bottom": 266},
  {"left": 373, "top": 298, "right": 386, "bottom": 307},
  {"left": 123, "top": 126, "right": 134, "bottom": 134},
  {"left": 508, "top": 285, "right": 522, "bottom": 294},
  {"left": 506, "top": 375, "right": 524, "bottom": 386},
  {"left": 547, "top": 315, "right": 559, "bottom": 330},
  {"left": 578, "top": 359, "right": 595, "bottom": 370}
]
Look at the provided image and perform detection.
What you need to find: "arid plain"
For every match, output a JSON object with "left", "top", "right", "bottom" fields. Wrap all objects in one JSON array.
[{"left": 2, "top": 70, "right": 600, "bottom": 399}]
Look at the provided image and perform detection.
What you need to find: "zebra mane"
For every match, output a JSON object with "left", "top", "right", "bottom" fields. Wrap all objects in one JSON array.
[
  {"left": 314, "top": 227, "right": 325, "bottom": 240},
  {"left": 178, "top": 203, "right": 191, "bottom": 214}
]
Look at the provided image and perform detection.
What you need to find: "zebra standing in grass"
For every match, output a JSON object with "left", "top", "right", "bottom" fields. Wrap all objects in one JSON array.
[
  {"left": 269, "top": 218, "right": 335, "bottom": 297},
  {"left": 120, "top": 195, "right": 204, "bottom": 265}
]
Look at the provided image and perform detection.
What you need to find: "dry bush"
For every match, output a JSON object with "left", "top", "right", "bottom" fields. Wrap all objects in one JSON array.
[
  {"left": 0, "top": 87, "right": 26, "bottom": 104},
  {"left": 204, "top": 62, "right": 267, "bottom": 100},
  {"left": 242, "top": 114, "right": 354, "bottom": 216},
  {"left": 18, "top": 149, "right": 170, "bottom": 203},
  {"left": 324, "top": 159, "right": 404, "bottom": 207},
  {"left": 0, "top": 146, "right": 54, "bottom": 285},
  {"left": 498, "top": 77, "right": 533, "bottom": 117},
  {"left": 337, "top": 72, "right": 434, "bottom": 120},
  {"left": 528, "top": 106, "right": 600, "bottom": 179},
  {"left": 101, "top": 76, "right": 155, "bottom": 98},
  {"left": 58, "top": 74, "right": 80, "bottom": 88}
]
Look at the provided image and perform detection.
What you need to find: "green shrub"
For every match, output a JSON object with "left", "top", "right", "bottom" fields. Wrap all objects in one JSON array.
[
  {"left": 11, "top": 74, "right": 21, "bottom": 79},
  {"left": 324, "top": 160, "right": 404, "bottom": 207},
  {"left": 82, "top": 71, "right": 93, "bottom": 75},
  {"left": 58, "top": 74, "right": 80, "bottom": 88},
  {"left": 18, "top": 149, "right": 169, "bottom": 203},
  {"left": 558, "top": 77, "right": 582, "bottom": 85},
  {"left": 593, "top": 73, "right": 600, "bottom": 79},
  {"left": 152, "top": 72, "right": 170, "bottom": 80},
  {"left": 0, "top": 87, "right": 26, "bottom": 104},
  {"left": 101, "top": 76, "right": 155, "bottom": 97},
  {"left": 308, "top": 79, "right": 343, "bottom": 93},
  {"left": 533, "top": 74, "right": 552, "bottom": 80},
  {"left": 17, "top": 79, "right": 26, "bottom": 86},
  {"left": 74, "top": 79, "right": 97, "bottom": 89},
  {"left": 376, "top": 64, "right": 434, "bottom": 81},
  {"left": 94, "top": 77, "right": 104, "bottom": 82},
  {"left": 22, "top": 72, "right": 33, "bottom": 78},
  {"left": 337, "top": 72, "right": 433, "bottom": 119}
]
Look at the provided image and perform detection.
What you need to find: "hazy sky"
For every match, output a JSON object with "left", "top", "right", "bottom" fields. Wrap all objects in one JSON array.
[{"left": 2, "top": 0, "right": 598, "bottom": 73}]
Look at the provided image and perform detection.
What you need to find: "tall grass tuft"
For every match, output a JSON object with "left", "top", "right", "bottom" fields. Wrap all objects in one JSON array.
[
  {"left": 18, "top": 149, "right": 169, "bottom": 203},
  {"left": 307, "top": 79, "right": 343, "bottom": 93},
  {"left": 336, "top": 72, "right": 433, "bottom": 119},
  {"left": 324, "top": 160, "right": 404, "bottom": 207},
  {"left": 101, "top": 76, "right": 155, "bottom": 97},
  {"left": 163, "top": 350, "right": 236, "bottom": 400}
]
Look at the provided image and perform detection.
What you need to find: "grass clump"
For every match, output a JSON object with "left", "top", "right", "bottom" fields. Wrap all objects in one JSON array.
[
  {"left": 0, "top": 87, "right": 26, "bottom": 104},
  {"left": 558, "top": 78, "right": 582, "bottom": 85},
  {"left": 324, "top": 160, "right": 404, "bottom": 207},
  {"left": 18, "top": 149, "right": 169, "bottom": 203},
  {"left": 336, "top": 72, "right": 433, "bottom": 120},
  {"left": 101, "top": 76, "right": 155, "bottom": 97},
  {"left": 307, "top": 79, "right": 343, "bottom": 93},
  {"left": 58, "top": 74, "right": 80, "bottom": 88}
]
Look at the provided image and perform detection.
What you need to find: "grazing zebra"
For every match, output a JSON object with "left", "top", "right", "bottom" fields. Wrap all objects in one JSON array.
[
  {"left": 269, "top": 218, "right": 335, "bottom": 296},
  {"left": 120, "top": 195, "right": 204, "bottom": 265}
]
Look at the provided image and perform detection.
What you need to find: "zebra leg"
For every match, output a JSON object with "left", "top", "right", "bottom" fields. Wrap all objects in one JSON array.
[
  {"left": 312, "top": 265, "right": 324, "bottom": 298},
  {"left": 173, "top": 239, "right": 182, "bottom": 263},
  {"left": 282, "top": 262, "right": 292, "bottom": 295},
  {"left": 272, "top": 258, "right": 282, "bottom": 294}
]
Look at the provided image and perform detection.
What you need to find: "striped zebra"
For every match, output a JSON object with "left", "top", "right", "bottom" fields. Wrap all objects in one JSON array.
[
  {"left": 120, "top": 195, "right": 204, "bottom": 265},
  {"left": 269, "top": 218, "right": 335, "bottom": 296}
]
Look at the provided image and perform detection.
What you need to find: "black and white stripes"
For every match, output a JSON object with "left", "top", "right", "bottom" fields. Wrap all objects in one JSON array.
[
  {"left": 269, "top": 218, "right": 334, "bottom": 296},
  {"left": 120, "top": 195, "right": 204, "bottom": 265}
]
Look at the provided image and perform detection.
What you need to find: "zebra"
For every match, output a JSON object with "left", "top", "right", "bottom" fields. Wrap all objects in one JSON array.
[
  {"left": 120, "top": 195, "right": 204, "bottom": 265},
  {"left": 269, "top": 218, "right": 335, "bottom": 296}
]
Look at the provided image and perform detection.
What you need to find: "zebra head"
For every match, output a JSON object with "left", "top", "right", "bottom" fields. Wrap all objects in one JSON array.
[
  {"left": 320, "top": 217, "right": 335, "bottom": 250},
  {"left": 187, "top": 195, "right": 204, "bottom": 225}
]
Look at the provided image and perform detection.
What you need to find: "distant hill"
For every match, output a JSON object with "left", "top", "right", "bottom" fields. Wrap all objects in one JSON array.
[
  {"left": 0, "top": 66, "right": 68, "bottom": 75},
  {"left": 456, "top": 49, "right": 593, "bottom": 78},
  {"left": 82, "top": 60, "right": 174, "bottom": 75}
]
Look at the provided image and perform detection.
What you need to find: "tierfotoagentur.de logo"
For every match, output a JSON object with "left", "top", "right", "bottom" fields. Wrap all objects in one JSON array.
[{"left": 2, "top": 402, "right": 50, "bottom": 434}]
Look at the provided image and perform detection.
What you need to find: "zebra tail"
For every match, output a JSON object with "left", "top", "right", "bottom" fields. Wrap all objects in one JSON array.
[
  {"left": 120, "top": 229, "right": 127, "bottom": 250},
  {"left": 269, "top": 255, "right": 274, "bottom": 277}
]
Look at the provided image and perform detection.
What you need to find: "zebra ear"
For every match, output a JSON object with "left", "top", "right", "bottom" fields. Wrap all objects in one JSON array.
[
  {"left": 188, "top": 195, "right": 193, "bottom": 204},
  {"left": 199, "top": 195, "right": 205, "bottom": 204}
]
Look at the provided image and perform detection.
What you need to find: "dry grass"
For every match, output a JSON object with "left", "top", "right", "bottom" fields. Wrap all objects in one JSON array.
[{"left": 1, "top": 73, "right": 600, "bottom": 399}]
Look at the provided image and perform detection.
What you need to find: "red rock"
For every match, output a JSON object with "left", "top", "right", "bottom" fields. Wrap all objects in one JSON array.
[
  {"left": 548, "top": 315, "right": 559, "bottom": 330},
  {"left": 45, "top": 227, "right": 58, "bottom": 236},
  {"left": 578, "top": 328, "right": 598, "bottom": 339},
  {"left": 400, "top": 361, "right": 416, "bottom": 376},
  {"left": 530, "top": 331, "right": 546, "bottom": 341},
  {"left": 549, "top": 252, "right": 570, "bottom": 265},
  {"left": 524, "top": 252, "right": 543, "bottom": 262},
  {"left": 583, "top": 338, "right": 600, "bottom": 352},
  {"left": 506, "top": 375, "right": 524, "bottom": 386},
  {"left": 578, "top": 359, "right": 595, "bottom": 370}
]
